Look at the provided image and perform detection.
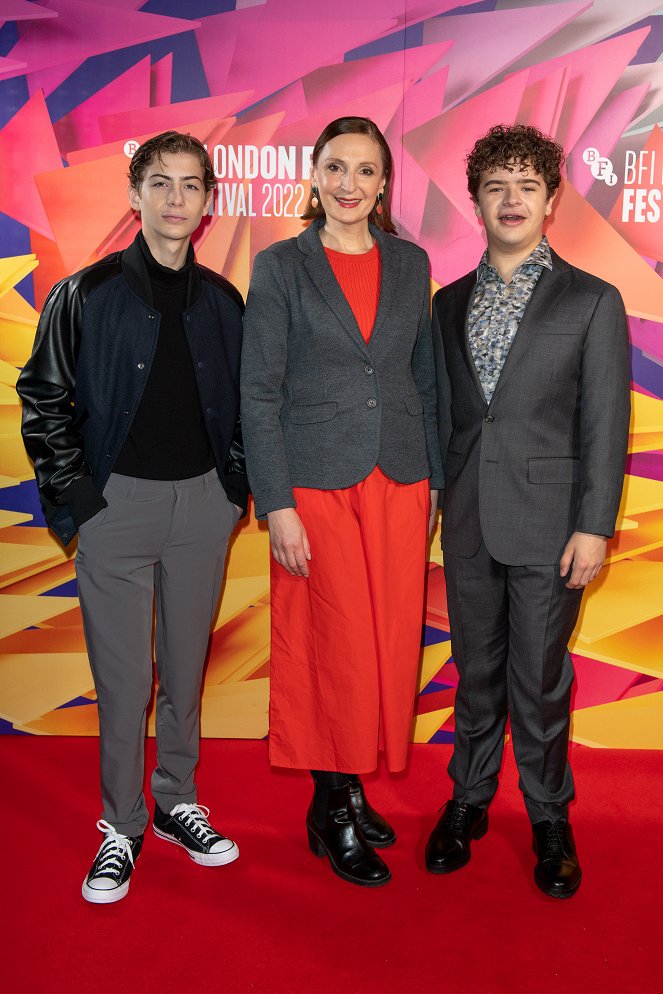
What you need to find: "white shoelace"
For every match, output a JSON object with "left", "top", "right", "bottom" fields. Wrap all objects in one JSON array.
[
  {"left": 170, "top": 803, "right": 218, "bottom": 842},
  {"left": 93, "top": 818, "right": 136, "bottom": 877}
]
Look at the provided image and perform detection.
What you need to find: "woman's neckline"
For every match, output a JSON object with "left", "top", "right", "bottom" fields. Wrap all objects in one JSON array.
[{"left": 323, "top": 241, "right": 379, "bottom": 258}]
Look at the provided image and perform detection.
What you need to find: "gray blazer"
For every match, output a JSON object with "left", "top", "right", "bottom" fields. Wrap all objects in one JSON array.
[
  {"left": 433, "top": 249, "right": 631, "bottom": 565},
  {"left": 241, "top": 219, "right": 443, "bottom": 517}
]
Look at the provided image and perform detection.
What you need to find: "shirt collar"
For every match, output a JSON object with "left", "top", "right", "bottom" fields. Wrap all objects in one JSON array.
[{"left": 477, "top": 236, "right": 553, "bottom": 285}]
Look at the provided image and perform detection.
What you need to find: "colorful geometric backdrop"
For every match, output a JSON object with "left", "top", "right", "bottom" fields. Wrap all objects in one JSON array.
[{"left": 1, "top": 0, "right": 662, "bottom": 747}]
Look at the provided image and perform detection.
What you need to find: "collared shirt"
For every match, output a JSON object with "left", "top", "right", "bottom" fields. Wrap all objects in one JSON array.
[{"left": 468, "top": 236, "right": 553, "bottom": 403}]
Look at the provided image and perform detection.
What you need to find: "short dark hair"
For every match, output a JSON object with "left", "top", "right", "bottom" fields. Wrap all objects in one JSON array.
[
  {"left": 128, "top": 131, "right": 215, "bottom": 194},
  {"left": 302, "top": 116, "right": 396, "bottom": 234},
  {"left": 466, "top": 124, "right": 565, "bottom": 200}
]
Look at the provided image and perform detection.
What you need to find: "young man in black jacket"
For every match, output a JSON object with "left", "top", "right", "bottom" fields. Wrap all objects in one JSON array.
[{"left": 17, "top": 131, "right": 248, "bottom": 903}]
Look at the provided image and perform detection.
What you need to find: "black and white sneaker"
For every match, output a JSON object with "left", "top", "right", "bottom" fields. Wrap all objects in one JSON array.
[
  {"left": 82, "top": 819, "right": 143, "bottom": 904},
  {"left": 153, "top": 803, "right": 239, "bottom": 867}
]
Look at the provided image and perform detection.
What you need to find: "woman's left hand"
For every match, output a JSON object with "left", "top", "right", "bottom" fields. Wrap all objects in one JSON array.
[{"left": 429, "top": 489, "right": 439, "bottom": 538}]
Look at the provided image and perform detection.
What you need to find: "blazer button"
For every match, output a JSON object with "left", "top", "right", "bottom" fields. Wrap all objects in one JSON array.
[
  {"left": 367, "top": 398, "right": 377, "bottom": 409},
  {"left": 364, "top": 365, "right": 374, "bottom": 375},
  {"left": 484, "top": 414, "right": 495, "bottom": 423},
  {"left": 137, "top": 362, "right": 145, "bottom": 370}
]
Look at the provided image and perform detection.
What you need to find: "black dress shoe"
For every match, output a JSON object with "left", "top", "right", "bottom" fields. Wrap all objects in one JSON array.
[
  {"left": 348, "top": 776, "right": 396, "bottom": 848},
  {"left": 306, "top": 784, "right": 391, "bottom": 887},
  {"left": 425, "top": 800, "right": 488, "bottom": 874},
  {"left": 532, "top": 819, "right": 582, "bottom": 899}
]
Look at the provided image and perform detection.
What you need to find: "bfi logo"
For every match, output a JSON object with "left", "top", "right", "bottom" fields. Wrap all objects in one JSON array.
[{"left": 582, "top": 147, "right": 617, "bottom": 186}]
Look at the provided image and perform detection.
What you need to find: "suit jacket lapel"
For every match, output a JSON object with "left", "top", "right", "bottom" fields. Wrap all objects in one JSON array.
[
  {"left": 299, "top": 221, "right": 400, "bottom": 353},
  {"left": 489, "top": 253, "right": 572, "bottom": 403},
  {"left": 454, "top": 272, "right": 486, "bottom": 405},
  {"left": 369, "top": 228, "right": 400, "bottom": 345},
  {"left": 303, "top": 245, "right": 366, "bottom": 350},
  {"left": 299, "top": 219, "right": 370, "bottom": 352}
]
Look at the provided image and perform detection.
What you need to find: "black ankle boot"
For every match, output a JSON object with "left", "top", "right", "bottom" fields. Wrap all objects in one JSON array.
[
  {"left": 347, "top": 776, "right": 396, "bottom": 848},
  {"left": 306, "top": 781, "right": 391, "bottom": 887}
]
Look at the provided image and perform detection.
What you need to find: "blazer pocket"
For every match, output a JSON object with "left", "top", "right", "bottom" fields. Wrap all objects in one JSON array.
[
  {"left": 286, "top": 401, "right": 338, "bottom": 424},
  {"left": 528, "top": 457, "right": 580, "bottom": 484},
  {"left": 403, "top": 395, "right": 424, "bottom": 415},
  {"left": 538, "top": 321, "right": 584, "bottom": 335}
]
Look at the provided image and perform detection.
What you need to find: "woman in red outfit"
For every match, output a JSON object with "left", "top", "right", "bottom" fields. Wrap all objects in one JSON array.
[{"left": 241, "top": 118, "right": 443, "bottom": 886}]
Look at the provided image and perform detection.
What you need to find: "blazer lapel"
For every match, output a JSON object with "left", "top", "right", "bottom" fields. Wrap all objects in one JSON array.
[
  {"left": 490, "top": 255, "right": 572, "bottom": 402},
  {"left": 299, "top": 220, "right": 367, "bottom": 353},
  {"left": 455, "top": 272, "right": 486, "bottom": 405},
  {"left": 368, "top": 228, "right": 400, "bottom": 345}
]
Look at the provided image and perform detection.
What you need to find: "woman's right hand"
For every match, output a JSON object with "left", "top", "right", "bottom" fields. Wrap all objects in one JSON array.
[{"left": 267, "top": 508, "right": 311, "bottom": 577}]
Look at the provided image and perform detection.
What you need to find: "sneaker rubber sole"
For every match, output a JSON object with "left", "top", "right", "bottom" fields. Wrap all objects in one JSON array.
[
  {"left": 153, "top": 825, "right": 240, "bottom": 866},
  {"left": 82, "top": 878, "right": 130, "bottom": 904}
]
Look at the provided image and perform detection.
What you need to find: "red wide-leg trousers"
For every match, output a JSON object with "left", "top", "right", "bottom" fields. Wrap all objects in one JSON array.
[{"left": 268, "top": 467, "right": 430, "bottom": 774}]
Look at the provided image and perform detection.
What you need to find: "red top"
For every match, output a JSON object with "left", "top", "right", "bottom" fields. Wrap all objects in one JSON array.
[{"left": 324, "top": 242, "right": 381, "bottom": 344}]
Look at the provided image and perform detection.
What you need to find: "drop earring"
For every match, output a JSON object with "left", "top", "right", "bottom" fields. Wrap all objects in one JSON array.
[
  {"left": 376, "top": 191, "right": 383, "bottom": 216},
  {"left": 311, "top": 185, "right": 319, "bottom": 209}
]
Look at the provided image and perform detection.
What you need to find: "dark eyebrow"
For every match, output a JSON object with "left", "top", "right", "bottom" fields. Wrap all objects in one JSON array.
[
  {"left": 483, "top": 177, "right": 542, "bottom": 186},
  {"left": 148, "top": 173, "right": 202, "bottom": 182}
]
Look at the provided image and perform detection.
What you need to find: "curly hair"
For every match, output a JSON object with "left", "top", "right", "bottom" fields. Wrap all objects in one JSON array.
[
  {"left": 128, "top": 131, "right": 215, "bottom": 194},
  {"left": 466, "top": 124, "right": 565, "bottom": 200},
  {"left": 301, "top": 116, "right": 397, "bottom": 234}
]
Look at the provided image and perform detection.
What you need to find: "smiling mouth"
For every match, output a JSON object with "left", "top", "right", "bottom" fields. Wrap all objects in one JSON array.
[
  {"left": 335, "top": 197, "right": 361, "bottom": 208},
  {"left": 499, "top": 213, "right": 526, "bottom": 223}
]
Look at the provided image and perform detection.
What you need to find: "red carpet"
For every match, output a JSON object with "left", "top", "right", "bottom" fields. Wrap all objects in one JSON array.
[{"left": 3, "top": 737, "right": 661, "bottom": 994}]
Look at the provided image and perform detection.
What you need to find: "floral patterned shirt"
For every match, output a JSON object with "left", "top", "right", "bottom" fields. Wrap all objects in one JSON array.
[{"left": 468, "top": 237, "right": 553, "bottom": 403}]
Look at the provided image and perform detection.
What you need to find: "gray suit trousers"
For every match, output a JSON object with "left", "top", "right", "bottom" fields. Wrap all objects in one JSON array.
[
  {"left": 75, "top": 471, "right": 238, "bottom": 836},
  {"left": 445, "top": 541, "right": 583, "bottom": 823}
]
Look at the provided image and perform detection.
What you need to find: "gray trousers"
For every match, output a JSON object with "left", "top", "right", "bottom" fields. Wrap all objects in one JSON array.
[
  {"left": 75, "top": 471, "right": 239, "bottom": 836},
  {"left": 444, "top": 541, "right": 584, "bottom": 824}
]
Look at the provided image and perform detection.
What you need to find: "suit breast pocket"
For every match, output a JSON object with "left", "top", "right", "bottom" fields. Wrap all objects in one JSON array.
[{"left": 538, "top": 321, "right": 584, "bottom": 336}]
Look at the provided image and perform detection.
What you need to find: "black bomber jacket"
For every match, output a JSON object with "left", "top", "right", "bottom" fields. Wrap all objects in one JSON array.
[{"left": 17, "top": 233, "right": 248, "bottom": 547}]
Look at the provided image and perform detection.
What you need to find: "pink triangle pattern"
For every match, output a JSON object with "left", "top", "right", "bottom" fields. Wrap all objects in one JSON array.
[
  {"left": 53, "top": 58, "right": 152, "bottom": 154},
  {"left": 151, "top": 53, "right": 173, "bottom": 108},
  {"left": 524, "top": 28, "right": 651, "bottom": 154},
  {"left": 0, "top": 89, "right": 62, "bottom": 238},
  {"left": 569, "top": 84, "right": 651, "bottom": 196},
  {"left": 423, "top": 1, "right": 590, "bottom": 109},
  {"left": 6, "top": 0, "right": 198, "bottom": 85}
]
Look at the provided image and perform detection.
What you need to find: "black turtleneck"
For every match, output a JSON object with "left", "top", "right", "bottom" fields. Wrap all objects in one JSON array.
[{"left": 113, "top": 234, "right": 215, "bottom": 480}]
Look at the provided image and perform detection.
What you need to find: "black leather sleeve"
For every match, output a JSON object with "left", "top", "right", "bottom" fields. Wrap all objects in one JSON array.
[
  {"left": 16, "top": 277, "right": 106, "bottom": 526},
  {"left": 222, "top": 415, "right": 250, "bottom": 515}
]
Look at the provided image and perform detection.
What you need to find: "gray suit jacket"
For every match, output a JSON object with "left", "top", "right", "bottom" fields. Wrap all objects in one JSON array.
[
  {"left": 241, "top": 219, "right": 443, "bottom": 517},
  {"left": 433, "top": 249, "right": 631, "bottom": 565}
]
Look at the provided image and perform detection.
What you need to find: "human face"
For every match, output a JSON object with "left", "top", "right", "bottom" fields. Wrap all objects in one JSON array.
[
  {"left": 128, "top": 151, "right": 212, "bottom": 261},
  {"left": 474, "top": 161, "right": 555, "bottom": 260},
  {"left": 312, "top": 133, "right": 385, "bottom": 231}
]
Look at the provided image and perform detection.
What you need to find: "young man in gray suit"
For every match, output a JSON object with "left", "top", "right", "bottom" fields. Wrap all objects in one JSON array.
[{"left": 427, "top": 125, "right": 630, "bottom": 898}]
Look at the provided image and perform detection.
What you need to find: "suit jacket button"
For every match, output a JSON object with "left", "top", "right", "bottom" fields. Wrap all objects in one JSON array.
[
  {"left": 364, "top": 365, "right": 374, "bottom": 375},
  {"left": 367, "top": 398, "right": 377, "bottom": 408},
  {"left": 484, "top": 414, "right": 495, "bottom": 423},
  {"left": 137, "top": 362, "right": 145, "bottom": 369}
]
